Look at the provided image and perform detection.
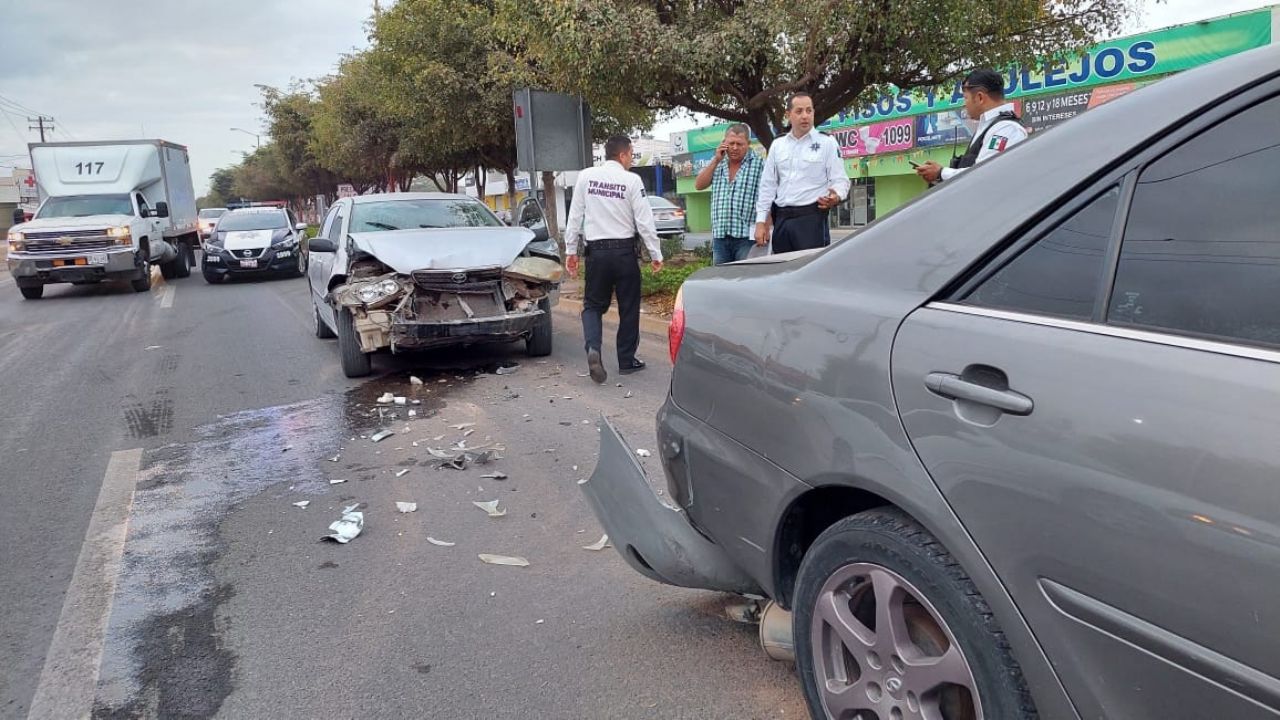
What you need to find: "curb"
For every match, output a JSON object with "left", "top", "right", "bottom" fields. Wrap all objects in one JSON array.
[{"left": 553, "top": 296, "right": 670, "bottom": 339}]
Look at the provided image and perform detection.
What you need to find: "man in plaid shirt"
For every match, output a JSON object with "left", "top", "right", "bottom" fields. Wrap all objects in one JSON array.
[{"left": 694, "top": 124, "right": 764, "bottom": 264}]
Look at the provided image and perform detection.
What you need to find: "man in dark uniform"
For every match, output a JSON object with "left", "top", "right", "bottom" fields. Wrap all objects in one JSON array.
[{"left": 564, "top": 136, "right": 664, "bottom": 384}]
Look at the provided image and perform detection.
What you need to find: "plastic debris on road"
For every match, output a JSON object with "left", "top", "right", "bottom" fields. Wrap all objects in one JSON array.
[
  {"left": 292, "top": 500, "right": 311, "bottom": 509},
  {"left": 635, "top": 449, "right": 652, "bottom": 458},
  {"left": 495, "top": 364, "right": 519, "bottom": 376},
  {"left": 394, "top": 397, "right": 407, "bottom": 405},
  {"left": 473, "top": 500, "right": 507, "bottom": 518},
  {"left": 329, "top": 455, "right": 341, "bottom": 463},
  {"left": 378, "top": 392, "right": 395, "bottom": 404},
  {"left": 410, "top": 376, "right": 424, "bottom": 386},
  {"left": 480, "top": 471, "right": 508, "bottom": 480},
  {"left": 408, "top": 410, "right": 417, "bottom": 418},
  {"left": 396, "top": 502, "right": 417, "bottom": 513},
  {"left": 329, "top": 478, "right": 347, "bottom": 485},
  {"left": 478, "top": 554, "right": 529, "bottom": 567},
  {"left": 583, "top": 534, "right": 611, "bottom": 551},
  {"left": 323, "top": 504, "right": 364, "bottom": 544},
  {"left": 451, "top": 422, "right": 476, "bottom": 430},
  {"left": 427, "top": 537, "right": 455, "bottom": 547},
  {"left": 625, "top": 391, "right": 633, "bottom": 399},
  {"left": 396, "top": 469, "right": 410, "bottom": 478},
  {"left": 370, "top": 429, "right": 395, "bottom": 443}
]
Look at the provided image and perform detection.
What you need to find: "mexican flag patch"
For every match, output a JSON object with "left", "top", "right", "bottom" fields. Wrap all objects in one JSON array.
[{"left": 988, "top": 135, "right": 1009, "bottom": 152}]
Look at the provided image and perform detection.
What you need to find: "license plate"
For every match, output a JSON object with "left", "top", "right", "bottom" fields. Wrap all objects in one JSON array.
[
  {"left": 88, "top": 253, "right": 108, "bottom": 265},
  {"left": 239, "top": 259, "right": 259, "bottom": 268}
]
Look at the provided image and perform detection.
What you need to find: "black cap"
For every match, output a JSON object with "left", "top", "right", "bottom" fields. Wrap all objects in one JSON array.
[{"left": 961, "top": 68, "right": 1006, "bottom": 97}]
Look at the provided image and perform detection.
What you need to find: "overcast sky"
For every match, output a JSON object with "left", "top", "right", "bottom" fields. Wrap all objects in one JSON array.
[{"left": 0, "top": 0, "right": 1272, "bottom": 195}]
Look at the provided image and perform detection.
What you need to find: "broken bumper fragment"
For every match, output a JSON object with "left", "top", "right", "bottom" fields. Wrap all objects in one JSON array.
[
  {"left": 391, "top": 311, "right": 543, "bottom": 350},
  {"left": 579, "top": 417, "right": 762, "bottom": 595}
]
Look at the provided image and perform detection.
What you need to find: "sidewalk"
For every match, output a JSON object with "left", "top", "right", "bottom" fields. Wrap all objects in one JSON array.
[{"left": 553, "top": 277, "right": 671, "bottom": 339}]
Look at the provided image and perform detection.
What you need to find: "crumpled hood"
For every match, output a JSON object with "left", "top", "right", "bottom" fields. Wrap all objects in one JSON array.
[
  {"left": 350, "top": 227, "right": 539, "bottom": 273},
  {"left": 16, "top": 214, "right": 135, "bottom": 232}
]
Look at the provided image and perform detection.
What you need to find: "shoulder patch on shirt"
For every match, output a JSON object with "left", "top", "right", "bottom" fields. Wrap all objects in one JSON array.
[{"left": 988, "top": 135, "right": 1009, "bottom": 152}]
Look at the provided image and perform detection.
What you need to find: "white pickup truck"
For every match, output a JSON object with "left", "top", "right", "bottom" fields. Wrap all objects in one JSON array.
[{"left": 6, "top": 140, "right": 200, "bottom": 299}]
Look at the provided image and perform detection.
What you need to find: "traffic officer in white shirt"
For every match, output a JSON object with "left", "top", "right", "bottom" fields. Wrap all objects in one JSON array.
[
  {"left": 915, "top": 68, "right": 1029, "bottom": 184},
  {"left": 565, "top": 135, "right": 663, "bottom": 384},
  {"left": 754, "top": 92, "right": 851, "bottom": 253}
]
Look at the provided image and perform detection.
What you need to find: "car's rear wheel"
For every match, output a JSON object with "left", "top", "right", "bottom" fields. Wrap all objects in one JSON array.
[
  {"left": 175, "top": 242, "right": 193, "bottom": 278},
  {"left": 336, "top": 307, "right": 372, "bottom": 377},
  {"left": 314, "top": 304, "right": 336, "bottom": 339},
  {"left": 795, "top": 508, "right": 1036, "bottom": 720},
  {"left": 526, "top": 298, "right": 553, "bottom": 357},
  {"left": 18, "top": 283, "right": 43, "bottom": 300}
]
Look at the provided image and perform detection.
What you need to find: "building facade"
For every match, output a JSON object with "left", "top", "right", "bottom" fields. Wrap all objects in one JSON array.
[{"left": 671, "top": 7, "right": 1278, "bottom": 233}]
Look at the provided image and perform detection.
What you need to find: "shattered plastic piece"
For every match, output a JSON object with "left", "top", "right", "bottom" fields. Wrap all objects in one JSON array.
[
  {"left": 323, "top": 504, "right": 364, "bottom": 544},
  {"left": 329, "top": 455, "right": 341, "bottom": 463},
  {"left": 463, "top": 428, "right": 475, "bottom": 437},
  {"left": 480, "top": 471, "right": 508, "bottom": 480},
  {"left": 451, "top": 422, "right": 476, "bottom": 430},
  {"left": 635, "top": 449, "right": 652, "bottom": 458},
  {"left": 396, "top": 502, "right": 418, "bottom": 513},
  {"left": 437, "top": 378, "right": 448, "bottom": 384},
  {"left": 282, "top": 445, "right": 293, "bottom": 453},
  {"left": 394, "top": 396, "right": 408, "bottom": 405},
  {"left": 584, "top": 534, "right": 611, "bottom": 551},
  {"left": 433, "top": 435, "right": 446, "bottom": 441},
  {"left": 625, "top": 391, "right": 633, "bottom": 399},
  {"left": 408, "top": 410, "right": 417, "bottom": 418},
  {"left": 396, "top": 469, "right": 410, "bottom": 478},
  {"left": 536, "top": 619, "right": 545, "bottom": 625},
  {"left": 495, "top": 364, "right": 519, "bottom": 376},
  {"left": 145, "top": 345, "right": 162, "bottom": 350},
  {"left": 473, "top": 500, "right": 507, "bottom": 518},
  {"left": 378, "top": 392, "right": 395, "bottom": 404},
  {"left": 577, "top": 372, "right": 589, "bottom": 377},
  {"left": 330, "top": 478, "right": 347, "bottom": 485},
  {"left": 478, "top": 554, "right": 529, "bottom": 567},
  {"left": 370, "top": 429, "right": 395, "bottom": 443},
  {"left": 410, "top": 376, "right": 424, "bottom": 386},
  {"left": 427, "top": 537, "right": 456, "bottom": 547},
  {"left": 292, "top": 500, "right": 311, "bottom": 509}
]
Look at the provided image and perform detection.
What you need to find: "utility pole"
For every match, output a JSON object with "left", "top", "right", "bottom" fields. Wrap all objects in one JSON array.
[{"left": 28, "top": 116, "right": 53, "bottom": 142}]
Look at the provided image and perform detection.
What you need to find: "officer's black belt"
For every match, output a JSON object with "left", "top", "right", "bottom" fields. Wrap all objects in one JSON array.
[
  {"left": 584, "top": 237, "right": 635, "bottom": 251},
  {"left": 771, "top": 202, "right": 825, "bottom": 220}
]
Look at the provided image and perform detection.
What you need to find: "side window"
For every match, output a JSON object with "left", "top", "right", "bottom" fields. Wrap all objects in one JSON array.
[
  {"left": 135, "top": 193, "right": 150, "bottom": 215},
  {"left": 1108, "top": 95, "right": 1280, "bottom": 347},
  {"left": 319, "top": 206, "right": 339, "bottom": 238},
  {"left": 328, "top": 205, "right": 347, "bottom": 242},
  {"left": 963, "top": 186, "right": 1119, "bottom": 320}
]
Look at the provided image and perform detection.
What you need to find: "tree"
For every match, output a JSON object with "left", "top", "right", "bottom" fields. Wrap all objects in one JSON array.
[
  {"left": 499, "top": 0, "right": 1134, "bottom": 147},
  {"left": 310, "top": 52, "right": 412, "bottom": 194},
  {"left": 260, "top": 86, "right": 341, "bottom": 202},
  {"left": 199, "top": 167, "right": 237, "bottom": 208}
]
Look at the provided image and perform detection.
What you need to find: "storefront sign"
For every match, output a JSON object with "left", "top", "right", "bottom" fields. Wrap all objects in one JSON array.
[
  {"left": 832, "top": 118, "right": 915, "bottom": 158},
  {"left": 1021, "top": 82, "right": 1144, "bottom": 131},
  {"left": 915, "top": 110, "right": 974, "bottom": 148}
]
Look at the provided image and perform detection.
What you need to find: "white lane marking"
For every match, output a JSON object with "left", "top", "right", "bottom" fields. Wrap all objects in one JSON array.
[
  {"left": 27, "top": 448, "right": 142, "bottom": 720},
  {"left": 159, "top": 285, "right": 175, "bottom": 309}
]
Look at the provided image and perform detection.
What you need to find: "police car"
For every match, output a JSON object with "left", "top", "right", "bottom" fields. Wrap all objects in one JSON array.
[{"left": 202, "top": 207, "right": 308, "bottom": 282}]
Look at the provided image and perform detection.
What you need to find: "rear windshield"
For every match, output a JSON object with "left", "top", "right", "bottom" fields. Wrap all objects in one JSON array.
[
  {"left": 350, "top": 199, "right": 501, "bottom": 232},
  {"left": 198, "top": 208, "right": 227, "bottom": 219},
  {"left": 645, "top": 196, "right": 678, "bottom": 209},
  {"left": 37, "top": 194, "right": 132, "bottom": 219},
  {"left": 217, "top": 211, "right": 287, "bottom": 231}
]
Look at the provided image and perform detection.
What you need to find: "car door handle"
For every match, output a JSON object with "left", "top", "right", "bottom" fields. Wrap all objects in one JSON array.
[{"left": 925, "top": 372, "right": 1034, "bottom": 416}]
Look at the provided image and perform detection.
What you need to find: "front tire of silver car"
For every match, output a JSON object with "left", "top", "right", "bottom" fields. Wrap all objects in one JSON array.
[
  {"left": 525, "top": 298, "right": 553, "bottom": 357},
  {"left": 794, "top": 508, "right": 1037, "bottom": 720},
  {"left": 336, "top": 307, "right": 372, "bottom": 378}
]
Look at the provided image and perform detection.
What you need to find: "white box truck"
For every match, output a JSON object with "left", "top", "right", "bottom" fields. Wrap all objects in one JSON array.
[{"left": 6, "top": 140, "right": 200, "bottom": 299}]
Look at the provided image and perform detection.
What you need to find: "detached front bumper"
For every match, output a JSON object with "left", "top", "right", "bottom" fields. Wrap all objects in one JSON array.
[
  {"left": 7, "top": 248, "right": 140, "bottom": 283},
  {"left": 390, "top": 310, "right": 542, "bottom": 350},
  {"left": 578, "top": 417, "right": 762, "bottom": 594}
]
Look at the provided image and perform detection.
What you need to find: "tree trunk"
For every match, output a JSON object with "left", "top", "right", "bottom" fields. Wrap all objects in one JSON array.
[
  {"left": 505, "top": 166, "right": 517, "bottom": 210},
  {"left": 746, "top": 107, "right": 780, "bottom": 150},
  {"left": 541, "top": 170, "right": 559, "bottom": 251},
  {"left": 475, "top": 166, "right": 487, "bottom": 200}
]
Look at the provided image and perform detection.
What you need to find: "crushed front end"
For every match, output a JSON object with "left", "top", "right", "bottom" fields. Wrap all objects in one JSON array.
[{"left": 332, "top": 255, "right": 562, "bottom": 353}]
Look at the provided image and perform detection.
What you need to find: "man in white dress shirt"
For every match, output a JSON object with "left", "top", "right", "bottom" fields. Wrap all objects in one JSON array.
[
  {"left": 914, "top": 68, "right": 1029, "bottom": 184},
  {"left": 564, "top": 135, "right": 664, "bottom": 384},
  {"left": 754, "top": 93, "right": 851, "bottom": 254}
]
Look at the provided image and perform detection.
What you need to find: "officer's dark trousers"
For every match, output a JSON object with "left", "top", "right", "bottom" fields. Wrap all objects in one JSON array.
[
  {"left": 771, "top": 210, "right": 831, "bottom": 254},
  {"left": 581, "top": 246, "right": 642, "bottom": 365}
]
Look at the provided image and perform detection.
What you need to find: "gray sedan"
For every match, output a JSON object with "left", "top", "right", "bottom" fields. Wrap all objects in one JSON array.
[
  {"left": 646, "top": 195, "right": 686, "bottom": 236},
  {"left": 582, "top": 44, "right": 1280, "bottom": 719}
]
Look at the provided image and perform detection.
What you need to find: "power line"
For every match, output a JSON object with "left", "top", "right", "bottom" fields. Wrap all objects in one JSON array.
[{"left": 28, "top": 116, "right": 53, "bottom": 142}]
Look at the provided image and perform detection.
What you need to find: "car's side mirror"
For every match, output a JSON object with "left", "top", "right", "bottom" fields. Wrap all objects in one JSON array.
[
  {"left": 532, "top": 226, "right": 549, "bottom": 242},
  {"left": 154, "top": 202, "right": 170, "bottom": 218},
  {"left": 295, "top": 222, "right": 308, "bottom": 232},
  {"left": 309, "top": 237, "right": 337, "bottom": 253}
]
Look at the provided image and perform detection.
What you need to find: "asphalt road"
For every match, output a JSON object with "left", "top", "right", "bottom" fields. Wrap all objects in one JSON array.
[{"left": 0, "top": 264, "right": 805, "bottom": 719}]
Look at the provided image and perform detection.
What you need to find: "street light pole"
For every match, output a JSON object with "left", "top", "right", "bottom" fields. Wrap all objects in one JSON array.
[{"left": 230, "top": 127, "right": 260, "bottom": 148}]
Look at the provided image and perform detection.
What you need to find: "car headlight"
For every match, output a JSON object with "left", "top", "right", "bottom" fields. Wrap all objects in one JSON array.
[
  {"left": 107, "top": 226, "right": 132, "bottom": 246},
  {"left": 203, "top": 242, "right": 222, "bottom": 253},
  {"left": 272, "top": 235, "right": 298, "bottom": 247},
  {"left": 7, "top": 231, "right": 24, "bottom": 251},
  {"left": 355, "top": 278, "right": 402, "bottom": 304}
]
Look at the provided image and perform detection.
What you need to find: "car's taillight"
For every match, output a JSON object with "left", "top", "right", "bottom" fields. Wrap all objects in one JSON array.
[
  {"left": 673, "top": 210, "right": 685, "bottom": 218},
  {"left": 669, "top": 286, "right": 686, "bottom": 364}
]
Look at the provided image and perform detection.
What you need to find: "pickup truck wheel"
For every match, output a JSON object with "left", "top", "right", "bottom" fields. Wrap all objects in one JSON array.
[
  {"left": 174, "top": 243, "right": 192, "bottom": 278},
  {"left": 525, "top": 298, "right": 553, "bottom": 356},
  {"left": 794, "top": 508, "right": 1036, "bottom": 720},
  {"left": 131, "top": 263, "right": 153, "bottom": 293},
  {"left": 336, "top": 308, "right": 373, "bottom": 377},
  {"left": 18, "top": 284, "right": 43, "bottom": 300},
  {"left": 314, "top": 305, "right": 336, "bottom": 339}
]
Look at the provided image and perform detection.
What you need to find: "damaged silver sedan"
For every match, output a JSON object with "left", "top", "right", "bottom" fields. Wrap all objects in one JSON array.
[{"left": 307, "top": 193, "right": 562, "bottom": 377}]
